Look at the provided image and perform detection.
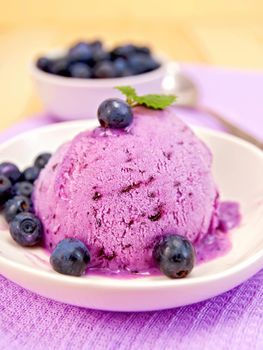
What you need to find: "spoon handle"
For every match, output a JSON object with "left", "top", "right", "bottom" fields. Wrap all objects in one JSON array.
[{"left": 195, "top": 104, "right": 263, "bottom": 150}]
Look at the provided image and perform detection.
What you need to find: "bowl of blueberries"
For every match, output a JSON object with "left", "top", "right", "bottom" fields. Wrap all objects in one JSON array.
[{"left": 31, "top": 40, "right": 165, "bottom": 120}]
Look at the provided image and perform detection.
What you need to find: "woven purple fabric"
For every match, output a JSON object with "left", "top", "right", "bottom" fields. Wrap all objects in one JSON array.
[
  {"left": 0, "top": 65, "right": 262, "bottom": 350},
  {"left": 0, "top": 272, "right": 262, "bottom": 350}
]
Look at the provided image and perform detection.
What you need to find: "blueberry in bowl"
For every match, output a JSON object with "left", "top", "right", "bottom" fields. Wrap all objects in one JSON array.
[
  {"left": 31, "top": 39, "right": 165, "bottom": 121},
  {"left": 35, "top": 40, "right": 161, "bottom": 79}
]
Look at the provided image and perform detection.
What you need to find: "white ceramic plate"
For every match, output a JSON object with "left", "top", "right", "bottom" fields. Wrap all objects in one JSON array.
[{"left": 0, "top": 121, "right": 262, "bottom": 312}]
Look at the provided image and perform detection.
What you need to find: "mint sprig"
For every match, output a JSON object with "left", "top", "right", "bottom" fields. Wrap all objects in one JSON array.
[{"left": 115, "top": 86, "right": 176, "bottom": 110}]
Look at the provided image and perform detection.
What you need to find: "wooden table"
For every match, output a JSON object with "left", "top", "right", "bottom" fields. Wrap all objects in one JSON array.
[{"left": 1, "top": 1, "right": 263, "bottom": 131}]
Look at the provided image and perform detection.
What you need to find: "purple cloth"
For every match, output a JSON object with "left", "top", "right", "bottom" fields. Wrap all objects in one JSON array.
[{"left": 0, "top": 64, "right": 262, "bottom": 350}]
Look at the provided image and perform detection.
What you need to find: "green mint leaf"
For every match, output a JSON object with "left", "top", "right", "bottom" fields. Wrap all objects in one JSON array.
[
  {"left": 115, "top": 86, "right": 137, "bottom": 100},
  {"left": 115, "top": 85, "right": 176, "bottom": 110},
  {"left": 134, "top": 94, "right": 176, "bottom": 110}
]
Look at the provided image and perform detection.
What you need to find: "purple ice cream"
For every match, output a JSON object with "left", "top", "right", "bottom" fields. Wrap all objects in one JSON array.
[{"left": 34, "top": 107, "right": 239, "bottom": 273}]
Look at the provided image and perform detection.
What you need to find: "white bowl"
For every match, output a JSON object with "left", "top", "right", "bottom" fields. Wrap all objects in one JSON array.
[
  {"left": 30, "top": 51, "right": 166, "bottom": 121},
  {"left": 0, "top": 121, "right": 262, "bottom": 312}
]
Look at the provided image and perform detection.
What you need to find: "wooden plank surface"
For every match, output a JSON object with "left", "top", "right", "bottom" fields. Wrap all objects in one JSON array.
[{"left": 0, "top": 1, "right": 263, "bottom": 131}]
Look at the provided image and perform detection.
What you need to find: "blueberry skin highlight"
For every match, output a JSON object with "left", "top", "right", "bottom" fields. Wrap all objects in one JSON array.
[{"left": 50, "top": 238, "right": 91, "bottom": 277}]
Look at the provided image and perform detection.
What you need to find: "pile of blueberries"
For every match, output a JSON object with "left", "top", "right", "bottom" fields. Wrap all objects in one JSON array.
[
  {"left": 36, "top": 40, "right": 161, "bottom": 79},
  {"left": 0, "top": 153, "right": 91, "bottom": 277},
  {"left": 0, "top": 153, "right": 51, "bottom": 246}
]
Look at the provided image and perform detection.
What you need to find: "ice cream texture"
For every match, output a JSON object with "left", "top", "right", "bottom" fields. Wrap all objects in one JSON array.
[{"left": 34, "top": 107, "right": 239, "bottom": 273}]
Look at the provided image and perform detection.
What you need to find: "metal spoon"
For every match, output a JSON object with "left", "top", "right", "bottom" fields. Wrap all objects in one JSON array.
[{"left": 162, "top": 62, "right": 263, "bottom": 150}]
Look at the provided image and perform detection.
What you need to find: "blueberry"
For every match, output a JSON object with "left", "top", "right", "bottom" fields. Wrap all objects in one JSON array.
[
  {"left": 111, "top": 44, "right": 137, "bottom": 59},
  {"left": 128, "top": 53, "right": 160, "bottom": 75},
  {"left": 0, "top": 175, "right": 12, "bottom": 207},
  {"left": 69, "top": 63, "right": 92, "bottom": 78},
  {"left": 36, "top": 57, "right": 51, "bottom": 72},
  {"left": 4, "top": 195, "right": 32, "bottom": 222},
  {"left": 89, "top": 40, "right": 103, "bottom": 51},
  {"left": 69, "top": 41, "right": 88, "bottom": 51},
  {"left": 93, "top": 61, "right": 116, "bottom": 78},
  {"left": 49, "top": 57, "right": 70, "bottom": 76},
  {"left": 9, "top": 212, "right": 42, "bottom": 247},
  {"left": 114, "top": 58, "right": 132, "bottom": 77},
  {"left": 34, "top": 152, "right": 52, "bottom": 169},
  {"left": 68, "top": 42, "right": 93, "bottom": 64},
  {"left": 135, "top": 46, "right": 151, "bottom": 55},
  {"left": 0, "top": 162, "right": 21, "bottom": 183},
  {"left": 23, "top": 166, "right": 40, "bottom": 183},
  {"left": 153, "top": 234, "right": 195, "bottom": 278},
  {"left": 92, "top": 49, "right": 111, "bottom": 64},
  {"left": 50, "top": 238, "right": 90, "bottom": 276},
  {"left": 11, "top": 181, "right": 34, "bottom": 198},
  {"left": 98, "top": 98, "right": 133, "bottom": 129}
]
